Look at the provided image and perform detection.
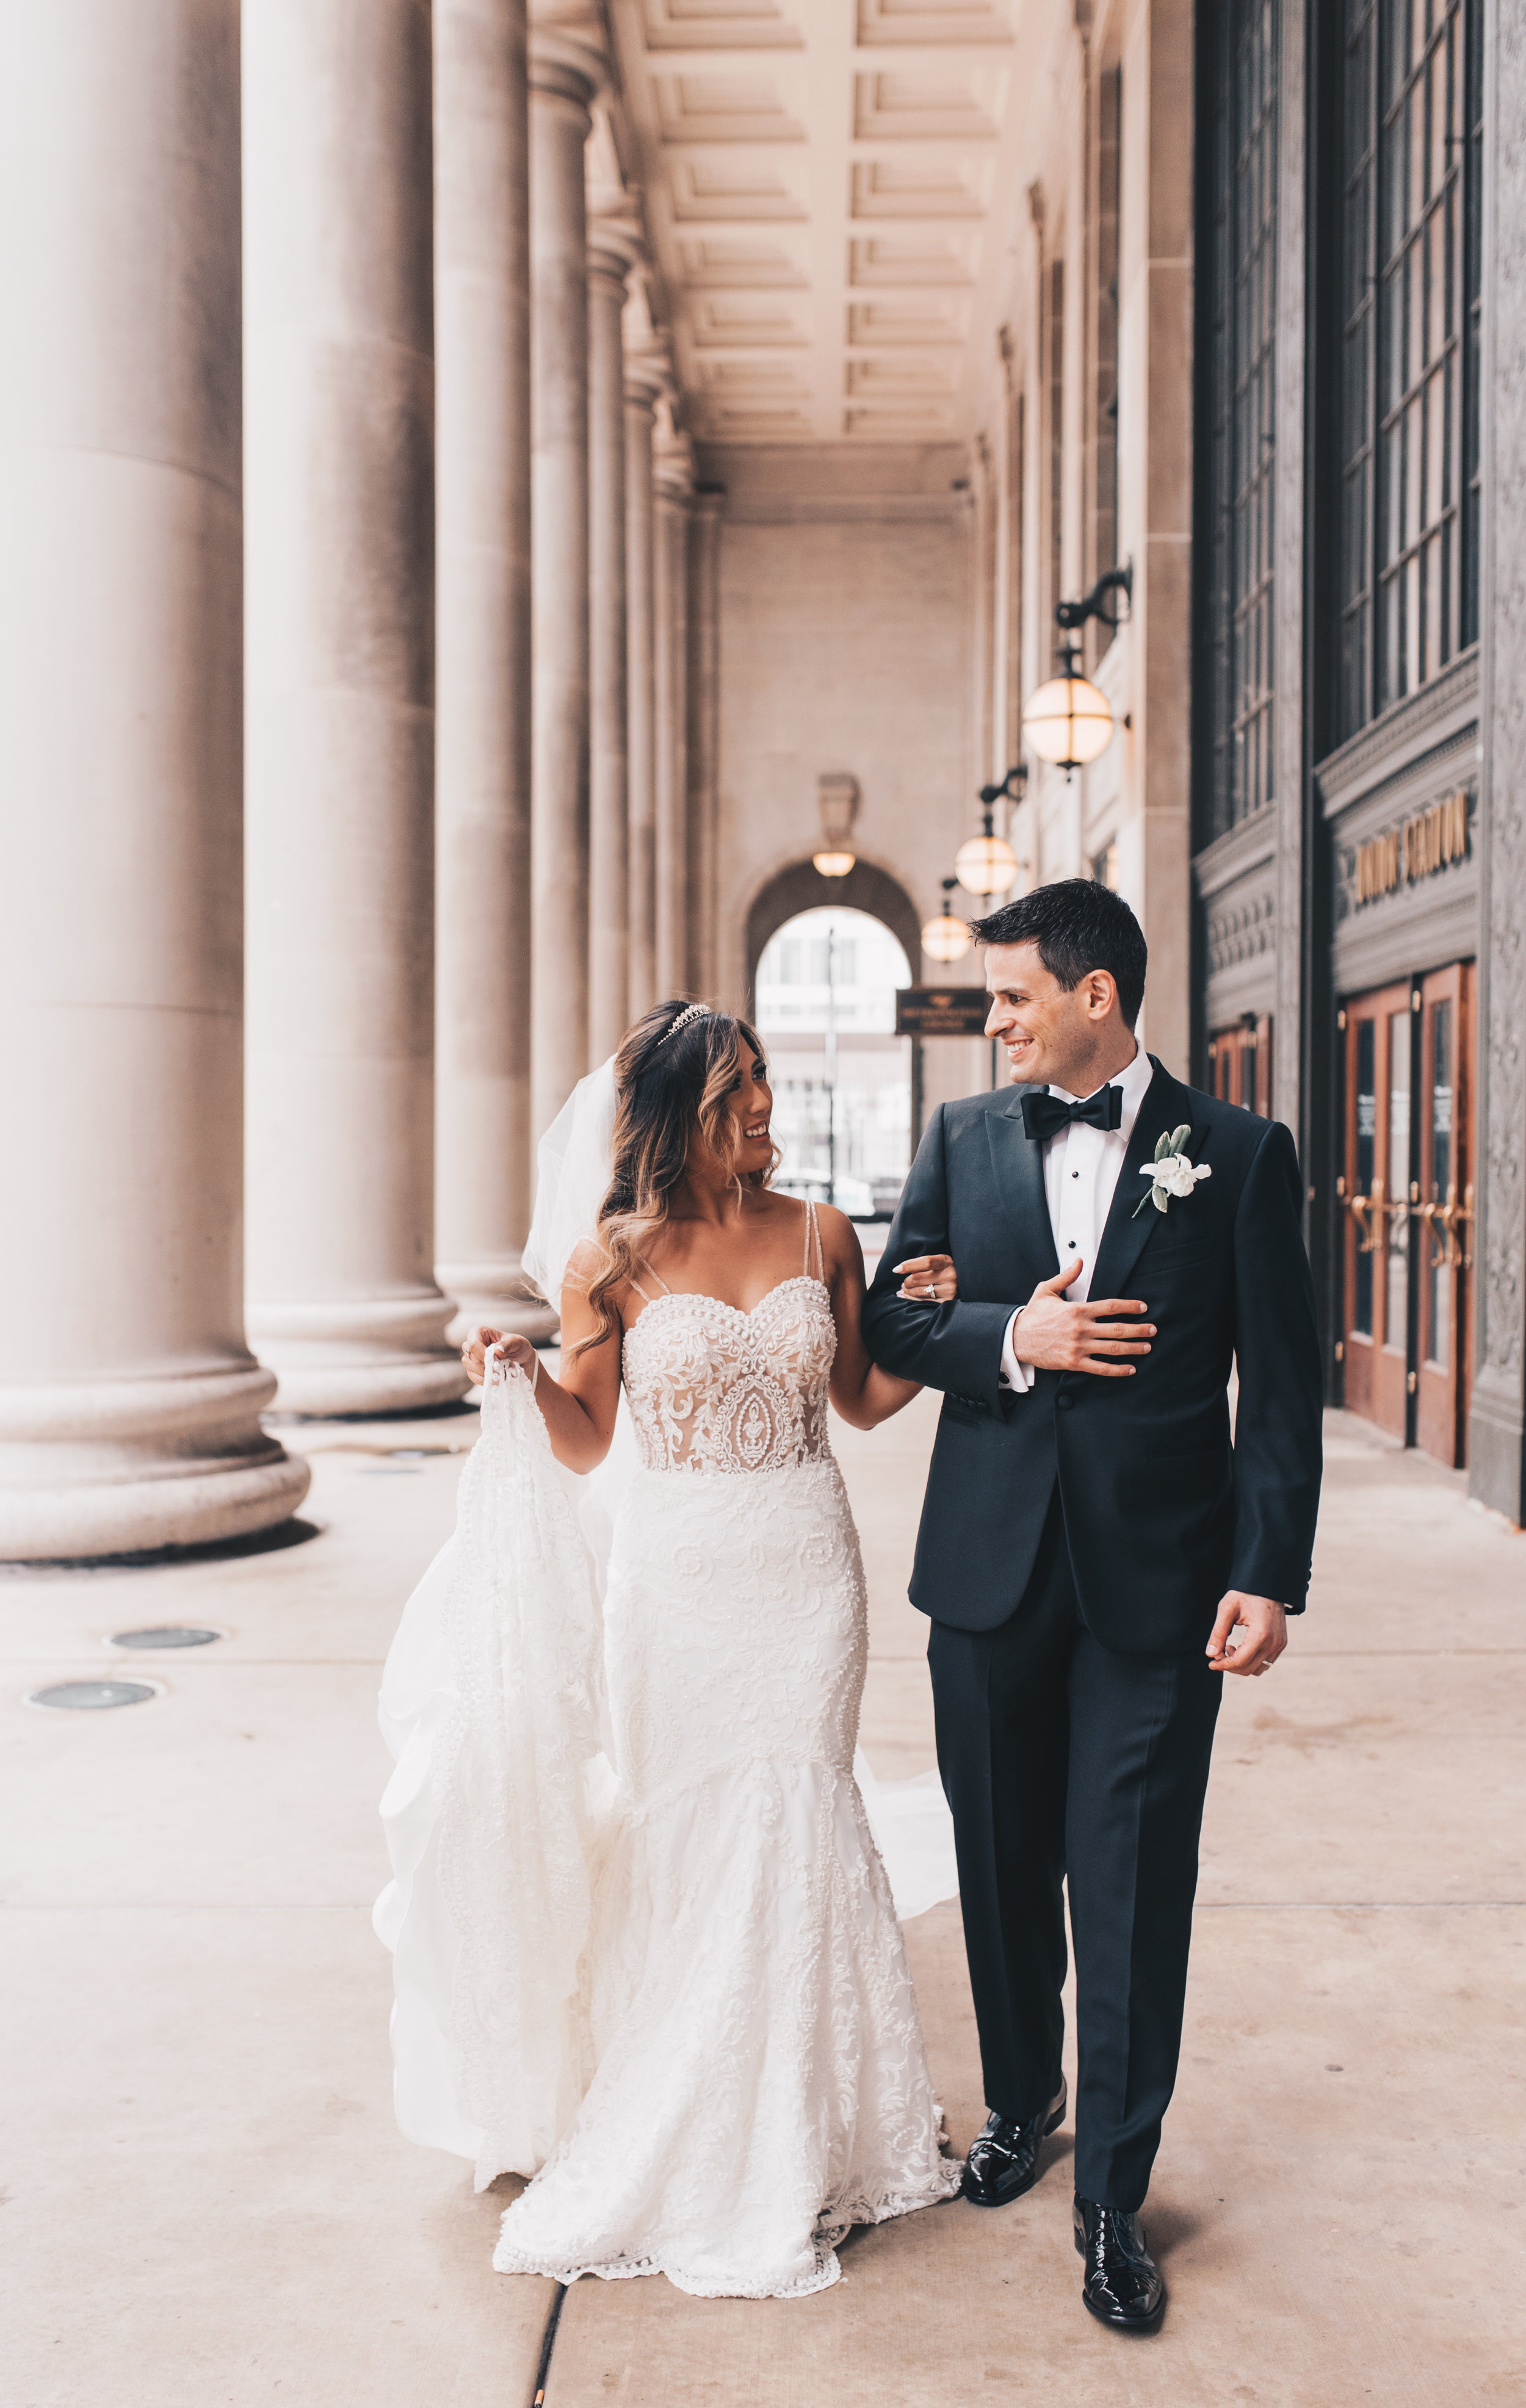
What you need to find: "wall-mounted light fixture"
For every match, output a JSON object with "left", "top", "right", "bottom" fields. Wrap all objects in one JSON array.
[
  {"left": 812, "top": 771, "right": 859, "bottom": 878},
  {"left": 1023, "top": 563, "right": 1132, "bottom": 779},
  {"left": 1054, "top": 562, "right": 1132, "bottom": 637},
  {"left": 955, "top": 765, "right": 1027, "bottom": 897},
  {"left": 920, "top": 877, "right": 972, "bottom": 964}
]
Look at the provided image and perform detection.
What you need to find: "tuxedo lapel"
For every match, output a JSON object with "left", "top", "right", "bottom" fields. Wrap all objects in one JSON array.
[
  {"left": 986, "top": 1090, "right": 1060, "bottom": 1287},
  {"left": 1089, "top": 1059, "right": 1202, "bottom": 1302}
]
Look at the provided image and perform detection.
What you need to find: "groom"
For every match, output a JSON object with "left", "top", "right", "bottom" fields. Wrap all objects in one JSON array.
[{"left": 864, "top": 879, "right": 1322, "bottom": 2332}]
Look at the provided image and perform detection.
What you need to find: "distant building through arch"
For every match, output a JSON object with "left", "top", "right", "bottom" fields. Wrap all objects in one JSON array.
[
  {"left": 747, "top": 862, "right": 925, "bottom": 1216},
  {"left": 744, "top": 859, "right": 923, "bottom": 1015}
]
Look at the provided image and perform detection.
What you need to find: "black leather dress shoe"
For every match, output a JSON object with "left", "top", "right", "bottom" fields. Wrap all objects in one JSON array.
[
  {"left": 1073, "top": 2195, "right": 1165, "bottom": 2330},
  {"left": 960, "top": 2080, "right": 1067, "bottom": 2207}
]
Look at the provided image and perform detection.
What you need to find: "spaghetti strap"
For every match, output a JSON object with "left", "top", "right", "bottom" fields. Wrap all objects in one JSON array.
[
  {"left": 803, "top": 1199, "right": 823, "bottom": 1285},
  {"left": 631, "top": 1262, "right": 672, "bottom": 1305}
]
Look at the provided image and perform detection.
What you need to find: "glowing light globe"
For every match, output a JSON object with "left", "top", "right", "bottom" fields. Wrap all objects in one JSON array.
[
  {"left": 1022, "top": 673, "right": 1115, "bottom": 770},
  {"left": 920, "top": 909, "right": 972, "bottom": 964},
  {"left": 955, "top": 831, "right": 1019, "bottom": 896}
]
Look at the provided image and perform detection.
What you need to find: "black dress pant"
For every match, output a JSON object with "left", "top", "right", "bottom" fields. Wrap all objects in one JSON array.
[{"left": 927, "top": 1496, "right": 1222, "bottom": 2212}]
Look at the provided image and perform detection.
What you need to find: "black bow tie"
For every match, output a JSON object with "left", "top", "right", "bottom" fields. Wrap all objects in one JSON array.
[{"left": 1021, "top": 1084, "right": 1126, "bottom": 1143}]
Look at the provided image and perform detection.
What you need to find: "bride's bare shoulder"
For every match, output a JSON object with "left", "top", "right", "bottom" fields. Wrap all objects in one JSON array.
[
  {"left": 564, "top": 1236, "right": 615, "bottom": 1292},
  {"left": 807, "top": 1201, "right": 864, "bottom": 1273}
]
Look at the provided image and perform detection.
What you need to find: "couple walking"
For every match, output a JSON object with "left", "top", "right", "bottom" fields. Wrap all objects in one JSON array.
[{"left": 376, "top": 878, "right": 1322, "bottom": 2332}]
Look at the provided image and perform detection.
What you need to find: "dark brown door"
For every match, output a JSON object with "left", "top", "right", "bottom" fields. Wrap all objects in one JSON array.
[
  {"left": 1208, "top": 1016, "right": 1273, "bottom": 1116},
  {"left": 1414, "top": 962, "right": 1476, "bottom": 1466},
  {"left": 1339, "top": 981, "right": 1413, "bottom": 1440}
]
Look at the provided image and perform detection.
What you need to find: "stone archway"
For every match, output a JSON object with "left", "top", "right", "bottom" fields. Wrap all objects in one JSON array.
[
  {"left": 744, "top": 857, "right": 922, "bottom": 1011},
  {"left": 745, "top": 858, "right": 927, "bottom": 1165}
]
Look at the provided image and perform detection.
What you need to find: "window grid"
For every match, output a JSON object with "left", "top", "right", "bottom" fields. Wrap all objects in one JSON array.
[
  {"left": 1094, "top": 67, "right": 1123, "bottom": 608},
  {"left": 1049, "top": 258, "right": 1066, "bottom": 649},
  {"left": 1338, "top": 0, "right": 1482, "bottom": 741},
  {"left": 1205, "top": 0, "right": 1279, "bottom": 842}
]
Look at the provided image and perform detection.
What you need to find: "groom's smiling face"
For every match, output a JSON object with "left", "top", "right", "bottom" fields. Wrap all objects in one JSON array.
[{"left": 983, "top": 942, "right": 1131, "bottom": 1094}]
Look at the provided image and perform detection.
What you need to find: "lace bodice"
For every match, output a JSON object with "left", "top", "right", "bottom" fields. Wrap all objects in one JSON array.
[{"left": 621, "top": 1206, "right": 837, "bottom": 1474}]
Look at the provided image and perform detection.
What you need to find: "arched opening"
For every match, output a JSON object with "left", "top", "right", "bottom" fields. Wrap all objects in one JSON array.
[
  {"left": 745, "top": 857, "right": 923, "bottom": 1006},
  {"left": 754, "top": 904, "right": 915, "bottom": 1219}
]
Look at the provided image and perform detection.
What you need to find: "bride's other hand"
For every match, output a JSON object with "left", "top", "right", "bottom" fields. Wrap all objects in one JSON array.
[
  {"left": 460, "top": 1324, "right": 538, "bottom": 1385},
  {"left": 894, "top": 1252, "right": 957, "bottom": 1303}
]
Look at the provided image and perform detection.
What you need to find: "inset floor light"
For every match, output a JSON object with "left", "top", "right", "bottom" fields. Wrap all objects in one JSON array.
[
  {"left": 109, "top": 1626, "right": 223, "bottom": 1650},
  {"left": 29, "top": 1680, "right": 157, "bottom": 1710}
]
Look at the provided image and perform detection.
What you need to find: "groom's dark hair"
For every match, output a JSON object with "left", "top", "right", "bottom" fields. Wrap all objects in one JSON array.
[{"left": 969, "top": 878, "right": 1148, "bottom": 1028}]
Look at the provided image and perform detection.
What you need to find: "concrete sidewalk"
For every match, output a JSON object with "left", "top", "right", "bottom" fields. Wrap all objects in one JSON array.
[{"left": 3, "top": 1397, "right": 1522, "bottom": 2405}]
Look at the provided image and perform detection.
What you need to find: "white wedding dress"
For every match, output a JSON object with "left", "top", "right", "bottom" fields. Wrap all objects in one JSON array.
[{"left": 376, "top": 1130, "right": 960, "bottom": 2299}]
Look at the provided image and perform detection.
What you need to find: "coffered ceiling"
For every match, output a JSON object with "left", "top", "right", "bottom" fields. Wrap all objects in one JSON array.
[{"left": 607, "top": 0, "right": 1031, "bottom": 446}]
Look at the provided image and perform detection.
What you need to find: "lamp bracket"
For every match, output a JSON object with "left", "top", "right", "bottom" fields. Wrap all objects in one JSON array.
[
  {"left": 977, "top": 763, "right": 1028, "bottom": 813},
  {"left": 1054, "top": 561, "right": 1133, "bottom": 634}
]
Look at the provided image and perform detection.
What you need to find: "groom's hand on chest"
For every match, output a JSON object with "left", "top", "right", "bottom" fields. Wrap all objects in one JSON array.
[{"left": 1013, "top": 1258, "right": 1155, "bottom": 1379}]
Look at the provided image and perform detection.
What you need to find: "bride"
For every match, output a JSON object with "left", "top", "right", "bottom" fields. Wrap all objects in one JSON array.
[{"left": 375, "top": 998, "right": 964, "bottom": 2299}]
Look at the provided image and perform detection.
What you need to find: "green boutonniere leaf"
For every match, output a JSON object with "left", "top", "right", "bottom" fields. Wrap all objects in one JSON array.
[
  {"left": 1154, "top": 1131, "right": 1173, "bottom": 1163},
  {"left": 1170, "top": 1122, "right": 1192, "bottom": 1154}
]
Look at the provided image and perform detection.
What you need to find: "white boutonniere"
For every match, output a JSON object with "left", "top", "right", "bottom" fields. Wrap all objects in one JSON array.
[{"left": 1133, "top": 1123, "right": 1212, "bottom": 1217}]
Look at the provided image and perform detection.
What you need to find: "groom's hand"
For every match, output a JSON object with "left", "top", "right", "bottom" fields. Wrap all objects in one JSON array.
[
  {"left": 1206, "top": 1591, "right": 1287, "bottom": 1676},
  {"left": 1010, "top": 1259, "right": 1154, "bottom": 1377}
]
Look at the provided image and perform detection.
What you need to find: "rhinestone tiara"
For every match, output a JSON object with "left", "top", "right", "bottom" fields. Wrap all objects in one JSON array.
[{"left": 657, "top": 1003, "right": 711, "bottom": 1048}]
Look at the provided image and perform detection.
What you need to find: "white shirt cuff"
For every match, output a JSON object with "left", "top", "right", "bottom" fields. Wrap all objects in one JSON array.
[{"left": 999, "top": 1308, "right": 1035, "bottom": 1394}]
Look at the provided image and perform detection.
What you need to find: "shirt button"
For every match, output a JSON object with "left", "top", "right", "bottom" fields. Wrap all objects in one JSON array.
[
  {"left": 1057, "top": 1393, "right": 1074, "bottom": 1411},
  {"left": 1071, "top": 1170, "right": 1079, "bottom": 1179}
]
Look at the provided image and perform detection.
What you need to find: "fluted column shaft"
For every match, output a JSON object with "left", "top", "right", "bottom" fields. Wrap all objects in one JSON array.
[
  {"left": 586, "top": 215, "right": 638, "bottom": 1063},
  {"left": 687, "top": 488, "right": 723, "bottom": 1002},
  {"left": 0, "top": 0, "right": 308, "bottom": 1555},
  {"left": 624, "top": 368, "right": 660, "bottom": 1021},
  {"left": 653, "top": 442, "right": 692, "bottom": 1000},
  {"left": 244, "top": 0, "right": 463, "bottom": 1415},
  {"left": 529, "top": 41, "right": 596, "bottom": 1138},
  {"left": 433, "top": 0, "right": 537, "bottom": 1331}
]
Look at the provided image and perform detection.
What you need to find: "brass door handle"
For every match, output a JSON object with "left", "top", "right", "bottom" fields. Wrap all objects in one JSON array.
[
  {"left": 1347, "top": 1182, "right": 1380, "bottom": 1253},
  {"left": 1427, "top": 1181, "right": 1475, "bottom": 1270}
]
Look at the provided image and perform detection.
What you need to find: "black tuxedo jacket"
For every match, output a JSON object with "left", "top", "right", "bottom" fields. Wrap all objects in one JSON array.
[{"left": 861, "top": 1059, "right": 1323, "bottom": 1653}]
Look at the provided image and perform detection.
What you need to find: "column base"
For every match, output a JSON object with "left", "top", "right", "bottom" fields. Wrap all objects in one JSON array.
[
  {"left": 0, "top": 1363, "right": 311, "bottom": 1562},
  {"left": 247, "top": 1293, "right": 470, "bottom": 1417},
  {"left": 435, "top": 1255, "right": 560, "bottom": 1347}
]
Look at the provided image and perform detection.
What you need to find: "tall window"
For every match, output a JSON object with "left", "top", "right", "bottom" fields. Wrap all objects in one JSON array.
[
  {"left": 1202, "top": 0, "right": 1279, "bottom": 842},
  {"left": 1049, "top": 256, "right": 1066, "bottom": 646},
  {"left": 1337, "top": 0, "right": 1483, "bottom": 741},
  {"left": 1094, "top": 65, "right": 1123, "bottom": 619}
]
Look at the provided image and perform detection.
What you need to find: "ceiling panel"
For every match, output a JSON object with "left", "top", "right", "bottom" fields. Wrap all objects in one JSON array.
[{"left": 609, "top": 0, "right": 1027, "bottom": 444}]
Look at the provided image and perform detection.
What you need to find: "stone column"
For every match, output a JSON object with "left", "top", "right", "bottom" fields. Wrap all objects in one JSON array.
[
  {"left": 687, "top": 486, "right": 724, "bottom": 1001},
  {"left": 244, "top": 0, "right": 463, "bottom": 1414},
  {"left": 0, "top": 1, "right": 308, "bottom": 1556},
  {"left": 529, "top": 28, "right": 600, "bottom": 1137},
  {"left": 586, "top": 203, "right": 641, "bottom": 1063},
  {"left": 653, "top": 418, "right": 693, "bottom": 1000},
  {"left": 433, "top": 0, "right": 538, "bottom": 1335},
  {"left": 1470, "top": 0, "right": 1526, "bottom": 1522},
  {"left": 624, "top": 351, "right": 664, "bottom": 1022}
]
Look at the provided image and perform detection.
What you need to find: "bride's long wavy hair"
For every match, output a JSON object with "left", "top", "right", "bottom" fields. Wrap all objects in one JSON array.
[{"left": 573, "top": 1000, "right": 776, "bottom": 1356}]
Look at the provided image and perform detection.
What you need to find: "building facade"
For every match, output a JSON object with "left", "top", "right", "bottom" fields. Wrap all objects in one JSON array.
[
  {"left": 1189, "top": 0, "right": 1526, "bottom": 1522},
  {"left": 4, "top": 0, "right": 1524, "bottom": 1556}
]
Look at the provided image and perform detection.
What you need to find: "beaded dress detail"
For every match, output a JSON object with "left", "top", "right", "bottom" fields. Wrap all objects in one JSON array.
[{"left": 485, "top": 1202, "right": 961, "bottom": 2298}]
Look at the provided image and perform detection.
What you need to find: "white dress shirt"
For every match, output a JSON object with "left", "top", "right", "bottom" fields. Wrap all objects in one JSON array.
[{"left": 999, "top": 1040, "right": 1155, "bottom": 1393}]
